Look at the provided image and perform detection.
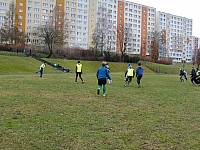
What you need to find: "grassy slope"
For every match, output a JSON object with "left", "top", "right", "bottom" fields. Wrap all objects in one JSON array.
[
  {"left": 44, "top": 58, "right": 154, "bottom": 73},
  {"left": 0, "top": 73, "right": 200, "bottom": 149},
  {"left": 0, "top": 55, "right": 154, "bottom": 74},
  {"left": 0, "top": 55, "right": 59, "bottom": 74},
  {"left": 143, "top": 61, "right": 194, "bottom": 74}
]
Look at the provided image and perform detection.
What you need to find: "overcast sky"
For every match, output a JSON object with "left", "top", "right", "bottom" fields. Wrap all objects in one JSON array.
[{"left": 131, "top": 0, "right": 199, "bottom": 37}]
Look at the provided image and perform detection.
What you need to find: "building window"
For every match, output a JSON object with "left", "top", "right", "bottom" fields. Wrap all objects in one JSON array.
[
  {"left": 0, "top": 2, "right": 6, "bottom": 6},
  {"left": 19, "top": 2, "right": 23, "bottom": 6},
  {"left": 18, "top": 22, "right": 22, "bottom": 25},
  {"left": 28, "top": 7, "right": 32, "bottom": 11},
  {"left": 27, "top": 13, "right": 31, "bottom": 17},
  {"left": 34, "top": 8, "right": 40, "bottom": 12}
]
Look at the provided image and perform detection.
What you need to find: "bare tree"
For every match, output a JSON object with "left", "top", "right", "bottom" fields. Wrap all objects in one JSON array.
[
  {"left": 117, "top": 29, "right": 124, "bottom": 55},
  {"left": 116, "top": 27, "right": 131, "bottom": 62},
  {"left": 92, "top": 5, "right": 115, "bottom": 56},
  {"left": 196, "top": 49, "right": 200, "bottom": 68},
  {"left": 91, "top": 28, "right": 98, "bottom": 50},
  {"left": 117, "top": 27, "right": 131, "bottom": 55},
  {"left": 147, "top": 31, "right": 162, "bottom": 62},
  {"left": 0, "top": 0, "right": 26, "bottom": 48},
  {"left": 36, "top": 5, "right": 66, "bottom": 58}
]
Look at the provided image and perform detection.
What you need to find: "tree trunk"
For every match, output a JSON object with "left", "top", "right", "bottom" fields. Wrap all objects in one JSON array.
[{"left": 47, "top": 43, "right": 52, "bottom": 58}]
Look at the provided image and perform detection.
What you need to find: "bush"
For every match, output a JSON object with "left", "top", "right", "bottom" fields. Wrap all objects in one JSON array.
[
  {"left": 142, "top": 61, "right": 179, "bottom": 74},
  {"left": 157, "top": 57, "right": 173, "bottom": 65},
  {"left": 128, "top": 56, "right": 140, "bottom": 63},
  {"left": 103, "top": 51, "right": 111, "bottom": 61}
]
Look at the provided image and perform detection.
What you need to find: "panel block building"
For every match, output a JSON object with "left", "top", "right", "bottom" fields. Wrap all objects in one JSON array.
[
  {"left": 156, "top": 11, "right": 193, "bottom": 62},
  {"left": 0, "top": 0, "right": 194, "bottom": 62}
]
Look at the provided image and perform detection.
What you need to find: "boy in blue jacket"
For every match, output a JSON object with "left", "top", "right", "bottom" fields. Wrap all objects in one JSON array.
[
  {"left": 136, "top": 62, "right": 144, "bottom": 88},
  {"left": 96, "top": 61, "right": 112, "bottom": 96}
]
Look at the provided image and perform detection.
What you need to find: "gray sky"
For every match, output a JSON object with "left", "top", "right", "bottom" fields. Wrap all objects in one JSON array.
[{"left": 132, "top": 0, "right": 199, "bottom": 37}]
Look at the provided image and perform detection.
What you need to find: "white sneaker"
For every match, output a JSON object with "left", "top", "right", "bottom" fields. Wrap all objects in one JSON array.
[{"left": 103, "top": 94, "right": 106, "bottom": 97}]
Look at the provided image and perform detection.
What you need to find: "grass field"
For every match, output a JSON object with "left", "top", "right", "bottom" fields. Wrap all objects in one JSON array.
[
  {"left": 0, "top": 55, "right": 154, "bottom": 74},
  {"left": 0, "top": 55, "right": 60, "bottom": 75},
  {"left": 1, "top": 72, "right": 200, "bottom": 149}
]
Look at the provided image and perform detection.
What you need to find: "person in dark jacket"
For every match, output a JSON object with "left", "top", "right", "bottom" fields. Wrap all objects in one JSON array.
[
  {"left": 96, "top": 61, "right": 112, "bottom": 96},
  {"left": 179, "top": 68, "right": 187, "bottom": 81},
  {"left": 190, "top": 67, "right": 196, "bottom": 84},
  {"left": 136, "top": 62, "right": 144, "bottom": 88}
]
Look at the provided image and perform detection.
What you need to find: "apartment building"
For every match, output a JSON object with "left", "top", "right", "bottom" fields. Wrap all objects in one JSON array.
[
  {"left": 120, "top": 1, "right": 143, "bottom": 55},
  {"left": 65, "top": 0, "right": 89, "bottom": 49},
  {"left": 0, "top": 1, "right": 8, "bottom": 42},
  {"left": 156, "top": 11, "right": 193, "bottom": 62},
  {"left": 0, "top": 1, "right": 10, "bottom": 28},
  {"left": 88, "top": 0, "right": 118, "bottom": 52},
  {"left": 0, "top": 0, "right": 56, "bottom": 45},
  {"left": 192, "top": 36, "right": 200, "bottom": 61},
  {"left": 0, "top": 0, "right": 194, "bottom": 62},
  {"left": 117, "top": 0, "right": 156, "bottom": 56},
  {"left": 26, "top": 0, "right": 56, "bottom": 44},
  {"left": 141, "top": 5, "right": 156, "bottom": 56}
]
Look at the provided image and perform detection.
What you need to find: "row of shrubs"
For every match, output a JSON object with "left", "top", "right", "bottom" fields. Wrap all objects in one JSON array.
[
  {"left": 1, "top": 45, "right": 181, "bottom": 75},
  {"left": 142, "top": 61, "right": 180, "bottom": 74},
  {"left": 0, "top": 45, "right": 141, "bottom": 63}
]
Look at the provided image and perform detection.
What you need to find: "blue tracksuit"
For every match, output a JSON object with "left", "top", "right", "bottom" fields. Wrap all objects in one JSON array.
[
  {"left": 96, "top": 66, "right": 111, "bottom": 80},
  {"left": 136, "top": 66, "right": 144, "bottom": 77},
  {"left": 136, "top": 66, "right": 144, "bottom": 86}
]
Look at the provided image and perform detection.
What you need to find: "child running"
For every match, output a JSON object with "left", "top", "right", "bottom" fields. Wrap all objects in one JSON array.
[
  {"left": 96, "top": 61, "right": 112, "bottom": 96},
  {"left": 124, "top": 64, "right": 135, "bottom": 86},
  {"left": 136, "top": 62, "right": 144, "bottom": 88}
]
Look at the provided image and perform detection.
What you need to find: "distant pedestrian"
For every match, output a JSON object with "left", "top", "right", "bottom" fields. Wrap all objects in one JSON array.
[
  {"left": 75, "top": 60, "right": 84, "bottom": 83},
  {"left": 23, "top": 48, "right": 26, "bottom": 55},
  {"left": 190, "top": 67, "right": 196, "bottom": 84},
  {"left": 136, "top": 62, "right": 144, "bottom": 88},
  {"left": 96, "top": 61, "right": 112, "bottom": 96},
  {"left": 36, "top": 63, "right": 46, "bottom": 77}
]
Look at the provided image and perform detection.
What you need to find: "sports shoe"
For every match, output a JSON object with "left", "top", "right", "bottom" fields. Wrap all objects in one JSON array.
[
  {"left": 138, "top": 84, "right": 141, "bottom": 88},
  {"left": 74, "top": 81, "right": 77, "bottom": 83},
  {"left": 103, "top": 94, "right": 106, "bottom": 97},
  {"left": 97, "top": 89, "right": 100, "bottom": 95},
  {"left": 82, "top": 81, "right": 84, "bottom": 83}
]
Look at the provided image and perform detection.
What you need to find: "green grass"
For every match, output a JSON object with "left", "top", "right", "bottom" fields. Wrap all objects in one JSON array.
[
  {"left": 0, "top": 55, "right": 154, "bottom": 74},
  {"left": 1, "top": 73, "right": 200, "bottom": 149},
  {"left": 0, "top": 51, "right": 26, "bottom": 57},
  {"left": 0, "top": 55, "right": 61, "bottom": 74},
  {"left": 43, "top": 58, "right": 155, "bottom": 73},
  {"left": 142, "top": 61, "right": 195, "bottom": 74}
]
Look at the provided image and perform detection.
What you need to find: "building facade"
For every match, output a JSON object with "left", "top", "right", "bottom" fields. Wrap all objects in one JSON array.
[
  {"left": 192, "top": 36, "right": 200, "bottom": 62},
  {"left": 156, "top": 11, "right": 193, "bottom": 62},
  {"left": 0, "top": 0, "right": 194, "bottom": 62}
]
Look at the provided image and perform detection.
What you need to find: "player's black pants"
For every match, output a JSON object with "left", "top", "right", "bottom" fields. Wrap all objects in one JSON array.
[{"left": 75, "top": 72, "right": 83, "bottom": 82}]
